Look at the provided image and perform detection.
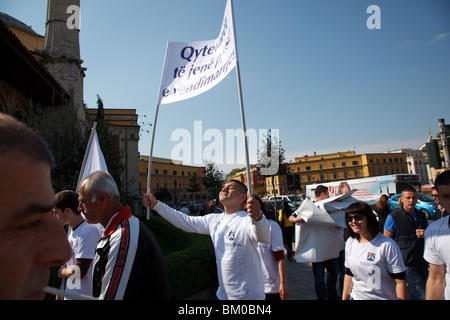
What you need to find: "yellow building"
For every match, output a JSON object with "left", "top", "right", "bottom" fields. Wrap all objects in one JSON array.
[
  {"left": 228, "top": 165, "right": 266, "bottom": 198},
  {"left": 266, "top": 151, "right": 408, "bottom": 196},
  {"left": 0, "top": 12, "right": 44, "bottom": 53},
  {"left": 139, "top": 155, "right": 206, "bottom": 204}
]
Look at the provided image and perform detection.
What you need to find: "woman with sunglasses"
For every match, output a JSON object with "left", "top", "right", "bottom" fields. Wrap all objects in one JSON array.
[{"left": 342, "top": 202, "right": 408, "bottom": 300}]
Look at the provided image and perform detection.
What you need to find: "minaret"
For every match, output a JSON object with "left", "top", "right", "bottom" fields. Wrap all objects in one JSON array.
[{"left": 43, "top": 0, "right": 85, "bottom": 121}]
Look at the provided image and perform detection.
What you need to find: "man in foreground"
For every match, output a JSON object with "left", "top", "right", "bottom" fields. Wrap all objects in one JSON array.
[
  {"left": 0, "top": 114, "right": 71, "bottom": 299},
  {"left": 425, "top": 170, "right": 450, "bottom": 300}
]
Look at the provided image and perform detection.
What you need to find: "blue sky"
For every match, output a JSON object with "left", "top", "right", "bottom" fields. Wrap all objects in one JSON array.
[{"left": 2, "top": 0, "right": 450, "bottom": 173}]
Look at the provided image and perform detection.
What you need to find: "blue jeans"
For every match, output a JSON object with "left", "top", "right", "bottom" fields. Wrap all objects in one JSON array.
[
  {"left": 312, "top": 258, "right": 339, "bottom": 300},
  {"left": 405, "top": 267, "right": 428, "bottom": 300}
]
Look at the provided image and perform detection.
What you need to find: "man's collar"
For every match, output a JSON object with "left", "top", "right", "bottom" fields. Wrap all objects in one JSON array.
[{"left": 102, "top": 205, "right": 132, "bottom": 238}]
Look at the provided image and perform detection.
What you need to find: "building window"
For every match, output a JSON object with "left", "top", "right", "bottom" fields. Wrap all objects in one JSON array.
[
  {"left": 155, "top": 169, "right": 159, "bottom": 174},
  {"left": 163, "top": 169, "right": 167, "bottom": 175},
  {"left": 173, "top": 170, "right": 177, "bottom": 175},
  {"left": 342, "top": 162, "right": 346, "bottom": 167}
]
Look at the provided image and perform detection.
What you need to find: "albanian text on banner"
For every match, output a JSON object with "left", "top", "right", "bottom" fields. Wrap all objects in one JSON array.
[{"left": 158, "top": 0, "right": 237, "bottom": 105}]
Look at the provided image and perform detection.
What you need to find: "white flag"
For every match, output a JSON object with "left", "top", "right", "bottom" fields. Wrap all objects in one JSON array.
[
  {"left": 158, "top": 0, "right": 237, "bottom": 105},
  {"left": 80, "top": 128, "right": 108, "bottom": 181}
]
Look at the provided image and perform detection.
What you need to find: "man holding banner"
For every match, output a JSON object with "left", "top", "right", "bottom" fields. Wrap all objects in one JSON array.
[
  {"left": 144, "top": 180, "right": 271, "bottom": 300},
  {"left": 147, "top": 0, "right": 257, "bottom": 213}
]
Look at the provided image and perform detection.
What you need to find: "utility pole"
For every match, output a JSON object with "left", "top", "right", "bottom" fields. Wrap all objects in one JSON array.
[{"left": 438, "top": 119, "right": 450, "bottom": 169}]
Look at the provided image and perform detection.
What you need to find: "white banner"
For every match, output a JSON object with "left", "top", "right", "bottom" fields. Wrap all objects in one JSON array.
[
  {"left": 293, "top": 198, "right": 343, "bottom": 263},
  {"left": 157, "top": 0, "right": 237, "bottom": 105},
  {"left": 80, "top": 128, "right": 108, "bottom": 181}
]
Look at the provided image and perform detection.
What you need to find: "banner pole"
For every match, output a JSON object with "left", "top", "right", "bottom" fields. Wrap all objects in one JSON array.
[
  {"left": 235, "top": 62, "right": 253, "bottom": 198},
  {"left": 230, "top": 0, "right": 253, "bottom": 197},
  {"left": 146, "top": 103, "right": 160, "bottom": 220}
]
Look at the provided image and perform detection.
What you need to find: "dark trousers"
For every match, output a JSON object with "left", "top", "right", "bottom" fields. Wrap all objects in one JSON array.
[{"left": 312, "top": 257, "right": 339, "bottom": 300}]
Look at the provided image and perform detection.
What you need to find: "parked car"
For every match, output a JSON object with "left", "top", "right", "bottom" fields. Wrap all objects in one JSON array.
[
  {"left": 389, "top": 193, "right": 437, "bottom": 219},
  {"left": 262, "top": 199, "right": 298, "bottom": 221}
]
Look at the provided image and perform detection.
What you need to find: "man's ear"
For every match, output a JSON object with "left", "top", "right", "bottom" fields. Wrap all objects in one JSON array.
[{"left": 98, "top": 192, "right": 107, "bottom": 203}]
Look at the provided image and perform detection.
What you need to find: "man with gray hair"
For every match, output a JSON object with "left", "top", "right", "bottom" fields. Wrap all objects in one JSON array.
[{"left": 78, "top": 170, "right": 168, "bottom": 299}]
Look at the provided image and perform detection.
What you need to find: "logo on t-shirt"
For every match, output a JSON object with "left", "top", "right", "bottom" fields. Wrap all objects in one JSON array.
[
  {"left": 367, "top": 252, "right": 376, "bottom": 262},
  {"left": 228, "top": 231, "right": 235, "bottom": 241}
]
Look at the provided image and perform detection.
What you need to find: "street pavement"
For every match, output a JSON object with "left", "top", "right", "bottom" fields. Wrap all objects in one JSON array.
[{"left": 284, "top": 258, "right": 317, "bottom": 300}]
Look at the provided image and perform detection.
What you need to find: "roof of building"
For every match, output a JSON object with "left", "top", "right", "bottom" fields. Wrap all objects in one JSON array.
[{"left": 0, "top": 12, "right": 41, "bottom": 36}]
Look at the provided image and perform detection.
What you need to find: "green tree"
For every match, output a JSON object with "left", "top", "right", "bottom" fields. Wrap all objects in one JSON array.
[
  {"left": 229, "top": 167, "right": 246, "bottom": 177},
  {"left": 186, "top": 173, "right": 202, "bottom": 201},
  {"left": 256, "top": 130, "right": 287, "bottom": 177},
  {"left": 256, "top": 130, "right": 287, "bottom": 216},
  {"left": 155, "top": 187, "right": 172, "bottom": 202},
  {"left": 89, "top": 95, "right": 128, "bottom": 202},
  {"left": 13, "top": 101, "right": 87, "bottom": 191},
  {"left": 202, "top": 161, "right": 225, "bottom": 199}
]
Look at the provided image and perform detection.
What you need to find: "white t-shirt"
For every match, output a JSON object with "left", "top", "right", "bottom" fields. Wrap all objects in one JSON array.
[
  {"left": 424, "top": 216, "right": 450, "bottom": 300},
  {"left": 345, "top": 233, "right": 406, "bottom": 300},
  {"left": 153, "top": 201, "right": 270, "bottom": 300},
  {"left": 257, "top": 220, "right": 284, "bottom": 294},
  {"left": 65, "top": 221, "right": 102, "bottom": 299}
]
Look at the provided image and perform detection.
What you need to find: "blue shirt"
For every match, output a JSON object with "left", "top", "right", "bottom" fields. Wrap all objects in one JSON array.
[{"left": 384, "top": 210, "right": 429, "bottom": 237}]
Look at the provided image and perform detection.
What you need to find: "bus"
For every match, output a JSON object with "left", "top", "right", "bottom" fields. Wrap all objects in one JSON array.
[{"left": 305, "top": 174, "right": 421, "bottom": 202}]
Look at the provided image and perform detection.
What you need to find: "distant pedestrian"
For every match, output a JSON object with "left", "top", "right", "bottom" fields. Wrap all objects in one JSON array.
[
  {"left": 432, "top": 186, "right": 448, "bottom": 221},
  {"left": 255, "top": 196, "right": 289, "bottom": 300},
  {"left": 278, "top": 199, "right": 295, "bottom": 261},
  {"left": 384, "top": 186, "right": 428, "bottom": 300},
  {"left": 376, "top": 194, "right": 391, "bottom": 231},
  {"left": 53, "top": 190, "right": 101, "bottom": 299},
  {"left": 343, "top": 202, "right": 407, "bottom": 300},
  {"left": 289, "top": 185, "right": 340, "bottom": 300}
]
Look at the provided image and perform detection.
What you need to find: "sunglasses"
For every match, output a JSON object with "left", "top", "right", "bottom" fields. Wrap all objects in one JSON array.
[{"left": 346, "top": 214, "right": 364, "bottom": 223}]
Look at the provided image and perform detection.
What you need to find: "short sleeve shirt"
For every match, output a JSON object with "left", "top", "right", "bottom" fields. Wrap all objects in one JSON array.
[{"left": 345, "top": 233, "right": 406, "bottom": 300}]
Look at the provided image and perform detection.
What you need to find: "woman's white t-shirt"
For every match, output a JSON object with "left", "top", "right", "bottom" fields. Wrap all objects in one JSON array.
[{"left": 345, "top": 233, "right": 406, "bottom": 300}]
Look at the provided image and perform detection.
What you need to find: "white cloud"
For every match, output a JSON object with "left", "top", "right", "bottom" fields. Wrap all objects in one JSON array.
[{"left": 428, "top": 32, "right": 450, "bottom": 44}]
